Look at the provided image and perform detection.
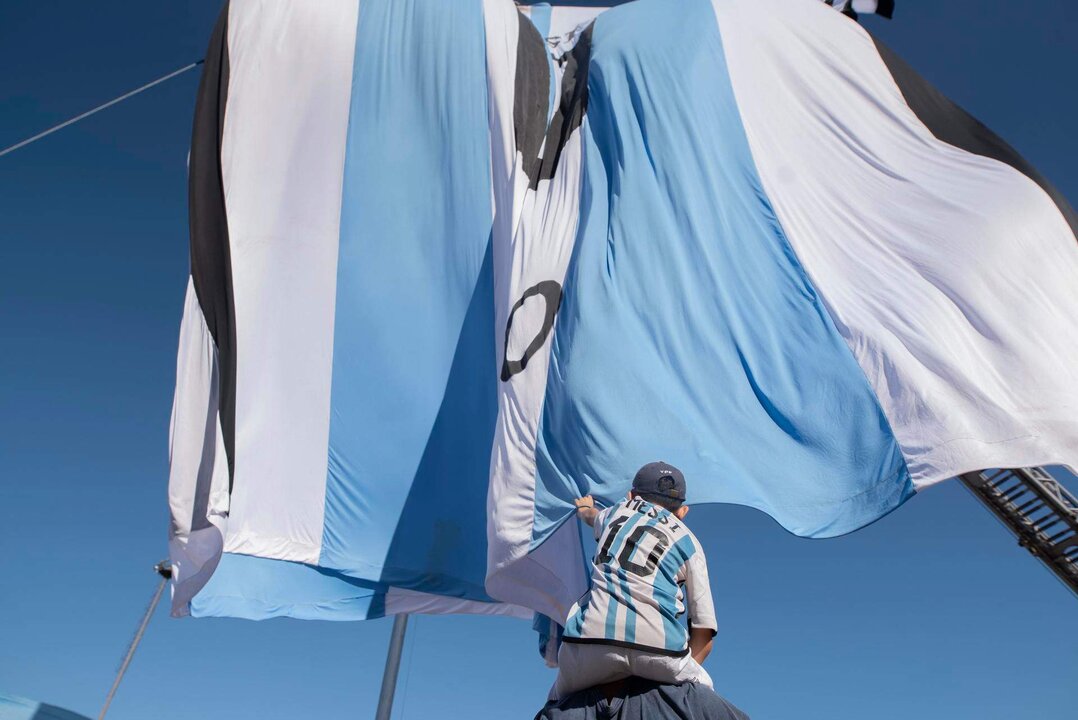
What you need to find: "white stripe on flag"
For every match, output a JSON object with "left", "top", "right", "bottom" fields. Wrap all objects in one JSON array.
[
  {"left": 220, "top": 0, "right": 361, "bottom": 562},
  {"left": 168, "top": 278, "right": 229, "bottom": 616},
  {"left": 712, "top": 0, "right": 1078, "bottom": 486},
  {"left": 483, "top": 1, "right": 592, "bottom": 623}
]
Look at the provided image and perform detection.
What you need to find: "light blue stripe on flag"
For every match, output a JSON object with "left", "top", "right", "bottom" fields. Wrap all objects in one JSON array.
[
  {"left": 527, "top": 2, "right": 552, "bottom": 36},
  {"left": 532, "top": 0, "right": 911, "bottom": 546},
  {"left": 190, "top": 553, "right": 387, "bottom": 621},
  {"left": 319, "top": 0, "right": 496, "bottom": 601}
]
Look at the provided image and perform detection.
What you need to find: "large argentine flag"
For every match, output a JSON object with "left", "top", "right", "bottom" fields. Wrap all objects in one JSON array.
[{"left": 169, "top": 0, "right": 1078, "bottom": 625}]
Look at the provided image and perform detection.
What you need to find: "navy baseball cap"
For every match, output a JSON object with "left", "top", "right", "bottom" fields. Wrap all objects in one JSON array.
[{"left": 632, "top": 461, "right": 686, "bottom": 507}]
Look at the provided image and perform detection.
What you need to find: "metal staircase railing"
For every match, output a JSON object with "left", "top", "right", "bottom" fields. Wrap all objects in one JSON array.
[{"left": 960, "top": 468, "right": 1078, "bottom": 597}]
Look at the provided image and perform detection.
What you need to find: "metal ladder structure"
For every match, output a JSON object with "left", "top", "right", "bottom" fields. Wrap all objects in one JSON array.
[{"left": 960, "top": 468, "right": 1078, "bottom": 596}]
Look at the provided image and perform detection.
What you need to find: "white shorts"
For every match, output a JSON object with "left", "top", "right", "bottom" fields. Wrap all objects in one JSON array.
[{"left": 550, "top": 641, "right": 714, "bottom": 701}]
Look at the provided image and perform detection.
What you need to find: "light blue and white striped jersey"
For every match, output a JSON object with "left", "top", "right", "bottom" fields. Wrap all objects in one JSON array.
[{"left": 563, "top": 497, "right": 717, "bottom": 656}]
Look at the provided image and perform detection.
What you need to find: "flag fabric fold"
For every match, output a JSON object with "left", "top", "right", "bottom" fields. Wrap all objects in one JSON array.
[{"left": 169, "top": 0, "right": 1077, "bottom": 629}]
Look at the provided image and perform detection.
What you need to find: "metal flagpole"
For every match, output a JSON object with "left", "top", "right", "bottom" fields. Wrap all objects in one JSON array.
[
  {"left": 374, "top": 614, "right": 410, "bottom": 720},
  {"left": 98, "top": 561, "right": 172, "bottom": 720}
]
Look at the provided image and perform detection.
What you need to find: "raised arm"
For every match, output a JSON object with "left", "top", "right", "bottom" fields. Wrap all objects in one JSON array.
[{"left": 574, "top": 495, "right": 600, "bottom": 527}]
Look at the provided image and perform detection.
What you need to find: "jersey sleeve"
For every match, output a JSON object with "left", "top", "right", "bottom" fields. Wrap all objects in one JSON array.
[
  {"left": 683, "top": 542, "right": 718, "bottom": 635},
  {"left": 593, "top": 505, "right": 613, "bottom": 541}
]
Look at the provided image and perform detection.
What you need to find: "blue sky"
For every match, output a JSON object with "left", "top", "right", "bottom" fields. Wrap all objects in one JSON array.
[{"left": 1, "top": 2, "right": 1075, "bottom": 719}]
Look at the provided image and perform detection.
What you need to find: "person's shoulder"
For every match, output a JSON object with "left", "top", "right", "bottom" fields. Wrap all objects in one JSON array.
[
  {"left": 596, "top": 498, "right": 629, "bottom": 526},
  {"left": 657, "top": 512, "right": 694, "bottom": 548},
  {"left": 677, "top": 523, "right": 707, "bottom": 557}
]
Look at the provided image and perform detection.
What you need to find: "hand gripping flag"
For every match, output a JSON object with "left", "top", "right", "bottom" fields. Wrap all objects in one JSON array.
[{"left": 168, "top": 0, "right": 1077, "bottom": 627}]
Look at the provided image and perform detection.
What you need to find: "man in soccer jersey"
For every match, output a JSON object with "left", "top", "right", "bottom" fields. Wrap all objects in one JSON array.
[{"left": 551, "top": 461, "right": 717, "bottom": 701}]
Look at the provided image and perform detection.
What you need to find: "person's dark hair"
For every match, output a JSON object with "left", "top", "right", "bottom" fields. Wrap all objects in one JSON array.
[{"left": 635, "top": 491, "right": 683, "bottom": 512}]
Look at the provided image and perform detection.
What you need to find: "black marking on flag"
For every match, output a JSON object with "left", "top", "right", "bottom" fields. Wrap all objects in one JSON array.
[
  {"left": 824, "top": 1, "right": 895, "bottom": 21},
  {"left": 501, "top": 280, "right": 563, "bottom": 381},
  {"left": 514, "top": 12, "right": 551, "bottom": 180},
  {"left": 530, "top": 24, "right": 593, "bottom": 189},
  {"left": 189, "top": 3, "right": 238, "bottom": 488},
  {"left": 513, "top": 15, "right": 593, "bottom": 189},
  {"left": 872, "top": 35, "right": 1077, "bottom": 240}
]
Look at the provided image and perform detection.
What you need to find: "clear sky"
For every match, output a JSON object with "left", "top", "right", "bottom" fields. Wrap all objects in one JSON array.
[{"left": 1, "top": 2, "right": 1076, "bottom": 719}]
